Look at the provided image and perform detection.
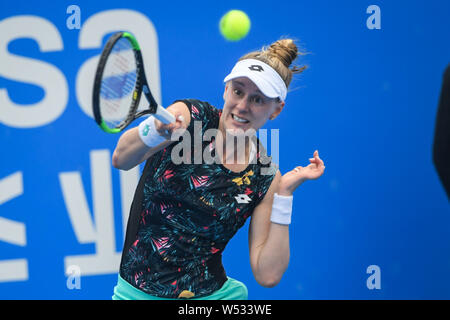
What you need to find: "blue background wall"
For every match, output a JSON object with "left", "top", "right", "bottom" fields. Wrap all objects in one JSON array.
[{"left": 0, "top": 0, "right": 449, "bottom": 299}]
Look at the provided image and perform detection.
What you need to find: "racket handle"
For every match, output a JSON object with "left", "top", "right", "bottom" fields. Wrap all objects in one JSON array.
[{"left": 154, "top": 105, "right": 176, "bottom": 124}]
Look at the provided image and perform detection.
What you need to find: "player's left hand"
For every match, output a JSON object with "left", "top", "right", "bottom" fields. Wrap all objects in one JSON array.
[{"left": 278, "top": 150, "right": 326, "bottom": 196}]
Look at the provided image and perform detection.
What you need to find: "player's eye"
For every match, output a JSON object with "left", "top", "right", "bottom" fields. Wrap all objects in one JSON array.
[
  {"left": 251, "top": 96, "right": 264, "bottom": 105},
  {"left": 233, "top": 89, "right": 242, "bottom": 96}
]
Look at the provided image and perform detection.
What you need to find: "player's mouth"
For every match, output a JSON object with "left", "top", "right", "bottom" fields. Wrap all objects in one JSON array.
[{"left": 231, "top": 113, "right": 250, "bottom": 124}]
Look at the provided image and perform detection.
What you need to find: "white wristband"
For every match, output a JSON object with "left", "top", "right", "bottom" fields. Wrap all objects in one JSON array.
[
  {"left": 138, "top": 116, "right": 167, "bottom": 147},
  {"left": 270, "top": 193, "right": 293, "bottom": 225}
]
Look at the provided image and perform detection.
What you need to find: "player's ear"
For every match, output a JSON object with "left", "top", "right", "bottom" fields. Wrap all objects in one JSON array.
[
  {"left": 223, "top": 82, "right": 229, "bottom": 101},
  {"left": 269, "top": 101, "right": 285, "bottom": 120}
]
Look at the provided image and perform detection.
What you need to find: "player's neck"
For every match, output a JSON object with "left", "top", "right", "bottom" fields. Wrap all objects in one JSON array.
[{"left": 214, "top": 130, "right": 251, "bottom": 166}]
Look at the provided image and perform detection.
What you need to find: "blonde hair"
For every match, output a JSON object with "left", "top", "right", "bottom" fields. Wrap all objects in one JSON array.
[{"left": 238, "top": 38, "right": 308, "bottom": 89}]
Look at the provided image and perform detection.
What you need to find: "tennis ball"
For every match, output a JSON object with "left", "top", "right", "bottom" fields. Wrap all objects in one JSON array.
[{"left": 219, "top": 10, "right": 251, "bottom": 41}]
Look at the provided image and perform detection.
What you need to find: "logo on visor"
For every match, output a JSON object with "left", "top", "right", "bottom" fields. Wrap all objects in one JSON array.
[{"left": 248, "top": 65, "right": 264, "bottom": 72}]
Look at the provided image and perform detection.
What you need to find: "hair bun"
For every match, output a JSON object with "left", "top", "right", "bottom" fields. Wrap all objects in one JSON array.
[
  {"left": 267, "top": 39, "right": 299, "bottom": 68},
  {"left": 237, "top": 37, "right": 308, "bottom": 88}
]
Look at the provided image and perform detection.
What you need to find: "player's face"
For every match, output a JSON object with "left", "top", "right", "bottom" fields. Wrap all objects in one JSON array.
[{"left": 221, "top": 78, "right": 284, "bottom": 135}]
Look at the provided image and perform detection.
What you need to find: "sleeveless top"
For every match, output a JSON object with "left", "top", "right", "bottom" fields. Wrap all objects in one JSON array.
[{"left": 119, "top": 99, "right": 278, "bottom": 298}]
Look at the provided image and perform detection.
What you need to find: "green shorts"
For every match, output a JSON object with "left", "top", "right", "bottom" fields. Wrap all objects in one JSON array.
[{"left": 112, "top": 274, "right": 248, "bottom": 300}]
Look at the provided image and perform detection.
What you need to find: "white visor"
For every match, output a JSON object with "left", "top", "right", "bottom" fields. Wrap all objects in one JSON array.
[{"left": 223, "top": 59, "right": 287, "bottom": 102}]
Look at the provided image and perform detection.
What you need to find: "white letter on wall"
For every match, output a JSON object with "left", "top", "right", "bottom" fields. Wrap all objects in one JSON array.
[
  {"left": 0, "top": 16, "right": 68, "bottom": 128},
  {"left": 59, "top": 150, "right": 139, "bottom": 275},
  {"left": 0, "top": 172, "right": 28, "bottom": 282}
]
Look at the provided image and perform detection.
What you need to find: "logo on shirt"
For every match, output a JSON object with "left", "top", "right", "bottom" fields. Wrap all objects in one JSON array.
[
  {"left": 235, "top": 194, "right": 252, "bottom": 204},
  {"left": 232, "top": 170, "right": 254, "bottom": 186}
]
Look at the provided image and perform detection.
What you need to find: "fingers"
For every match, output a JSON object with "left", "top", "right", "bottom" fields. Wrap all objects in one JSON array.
[
  {"left": 309, "top": 150, "right": 325, "bottom": 169},
  {"left": 166, "top": 116, "right": 182, "bottom": 131},
  {"left": 156, "top": 113, "right": 186, "bottom": 136},
  {"left": 286, "top": 151, "right": 326, "bottom": 183}
]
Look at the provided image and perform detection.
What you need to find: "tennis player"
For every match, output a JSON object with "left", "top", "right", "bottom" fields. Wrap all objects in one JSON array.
[{"left": 111, "top": 38, "right": 326, "bottom": 300}]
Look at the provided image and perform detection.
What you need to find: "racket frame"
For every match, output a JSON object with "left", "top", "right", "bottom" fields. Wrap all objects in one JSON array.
[{"left": 92, "top": 31, "right": 163, "bottom": 133}]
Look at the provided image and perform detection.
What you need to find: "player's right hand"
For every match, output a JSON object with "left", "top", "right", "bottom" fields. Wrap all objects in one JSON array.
[{"left": 154, "top": 112, "right": 187, "bottom": 140}]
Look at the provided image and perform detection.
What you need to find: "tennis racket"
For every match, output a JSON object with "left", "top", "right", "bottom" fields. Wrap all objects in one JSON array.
[{"left": 92, "top": 31, "right": 175, "bottom": 133}]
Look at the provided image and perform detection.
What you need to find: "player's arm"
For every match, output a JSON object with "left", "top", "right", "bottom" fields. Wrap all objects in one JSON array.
[
  {"left": 248, "top": 170, "right": 291, "bottom": 288},
  {"left": 112, "top": 101, "right": 190, "bottom": 170},
  {"left": 249, "top": 151, "right": 326, "bottom": 287}
]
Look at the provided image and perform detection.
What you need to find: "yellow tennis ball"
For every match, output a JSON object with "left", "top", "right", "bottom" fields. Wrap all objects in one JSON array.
[{"left": 219, "top": 10, "right": 251, "bottom": 41}]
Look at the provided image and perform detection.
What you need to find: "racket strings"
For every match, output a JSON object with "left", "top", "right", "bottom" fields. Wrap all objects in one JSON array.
[{"left": 100, "top": 38, "right": 137, "bottom": 129}]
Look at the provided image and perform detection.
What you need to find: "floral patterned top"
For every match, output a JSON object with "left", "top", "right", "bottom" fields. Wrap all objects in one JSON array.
[{"left": 119, "top": 99, "right": 277, "bottom": 298}]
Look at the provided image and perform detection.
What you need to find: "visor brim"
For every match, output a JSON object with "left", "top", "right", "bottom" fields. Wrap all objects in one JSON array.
[{"left": 224, "top": 73, "right": 280, "bottom": 100}]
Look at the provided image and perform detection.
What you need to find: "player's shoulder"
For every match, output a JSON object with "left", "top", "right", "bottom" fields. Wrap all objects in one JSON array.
[
  {"left": 188, "top": 99, "right": 219, "bottom": 118},
  {"left": 171, "top": 99, "right": 220, "bottom": 134},
  {"left": 173, "top": 99, "right": 220, "bottom": 121}
]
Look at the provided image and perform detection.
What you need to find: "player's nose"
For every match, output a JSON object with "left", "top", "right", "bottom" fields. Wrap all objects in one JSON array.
[{"left": 235, "top": 98, "right": 250, "bottom": 113}]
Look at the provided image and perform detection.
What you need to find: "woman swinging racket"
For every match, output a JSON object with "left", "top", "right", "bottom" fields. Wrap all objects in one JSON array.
[{"left": 112, "top": 38, "right": 326, "bottom": 300}]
